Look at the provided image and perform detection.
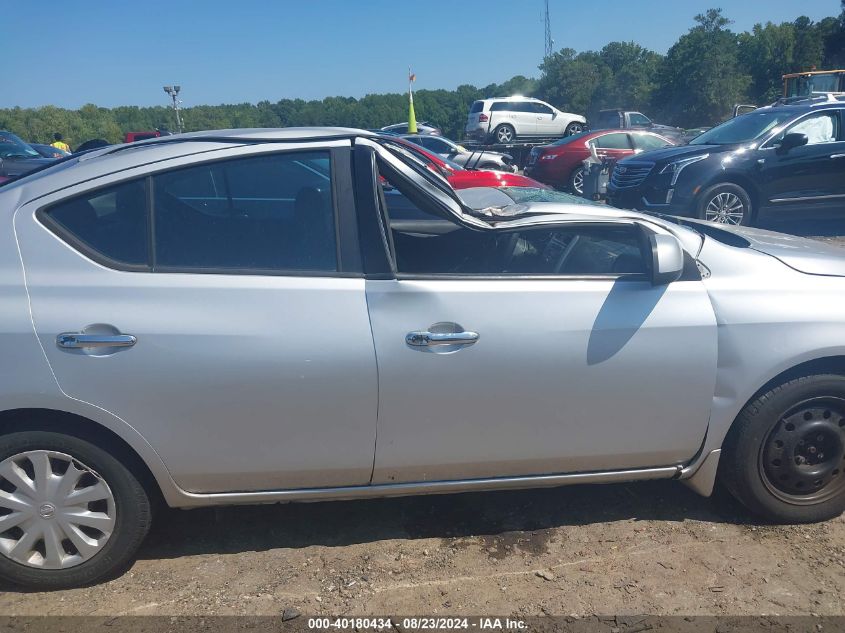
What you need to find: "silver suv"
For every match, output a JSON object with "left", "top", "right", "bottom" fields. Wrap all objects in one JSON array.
[
  {"left": 2, "top": 128, "right": 845, "bottom": 590},
  {"left": 465, "top": 97, "right": 586, "bottom": 144}
]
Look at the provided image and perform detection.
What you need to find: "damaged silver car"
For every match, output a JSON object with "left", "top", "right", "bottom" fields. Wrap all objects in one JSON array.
[{"left": 1, "top": 128, "right": 845, "bottom": 589}]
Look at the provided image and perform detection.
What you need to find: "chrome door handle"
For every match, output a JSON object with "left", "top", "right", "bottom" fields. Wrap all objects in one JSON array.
[
  {"left": 405, "top": 331, "right": 479, "bottom": 347},
  {"left": 57, "top": 333, "right": 137, "bottom": 349},
  {"left": 831, "top": 154, "right": 845, "bottom": 159}
]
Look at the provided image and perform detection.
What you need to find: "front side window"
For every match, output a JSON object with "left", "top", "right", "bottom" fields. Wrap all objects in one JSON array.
[
  {"left": 628, "top": 113, "right": 651, "bottom": 127},
  {"left": 781, "top": 112, "right": 840, "bottom": 145},
  {"left": 591, "top": 133, "right": 633, "bottom": 150},
  {"left": 153, "top": 151, "right": 337, "bottom": 272},
  {"left": 42, "top": 179, "right": 148, "bottom": 267},
  {"left": 531, "top": 103, "right": 554, "bottom": 115}
]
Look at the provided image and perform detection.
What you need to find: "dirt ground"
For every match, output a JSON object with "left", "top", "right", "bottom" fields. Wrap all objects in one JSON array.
[{"left": 1, "top": 218, "right": 845, "bottom": 619}]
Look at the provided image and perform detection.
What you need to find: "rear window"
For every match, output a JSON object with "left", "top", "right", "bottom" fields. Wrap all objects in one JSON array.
[
  {"left": 469, "top": 101, "right": 484, "bottom": 114},
  {"left": 597, "top": 111, "right": 621, "bottom": 129}
]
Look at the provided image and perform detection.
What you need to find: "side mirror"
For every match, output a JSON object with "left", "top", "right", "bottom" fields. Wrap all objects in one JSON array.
[
  {"left": 648, "top": 233, "right": 684, "bottom": 285},
  {"left": 777, "top": 132, "right": 808, "bottom": 153}
]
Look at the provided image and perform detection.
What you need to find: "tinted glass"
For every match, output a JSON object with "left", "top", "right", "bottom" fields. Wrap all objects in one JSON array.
[
  {"left": 629, "top": 113, "right": 651, "bottom": 126},
  {"left": 531, "top": 103, "right": 553, "bottom": 115},
  {"left": 153, "top": 152, "right": 337, "bottom": 272},
  {"left": 490, "top": 102, "right": 513, "bottom": 112},
  {"left": 690, "top": 110, "right": 794, "bottom": 145},
  {"left": 424, "top": 138, "right": 453, "bottom": 153},
  {"left": 392, "top": 224, "right": 646, "bottom": 276},
  {"left": 44, "top": 179, "right": 149, "bottom": 266},
  {"left": 0, "top": 131, "right": 40, "bottom": 159},
  {"left": 592, "top": 133, "right": 632, "bottom": 149},
  {"left": 634, "top": 133, "right": 671, "bottom": 151},
  {"left": 781, "top": 112, "right": 839, "bottom": 144},
  {"left": 469, "top": 101, "right": 484, "bottom": 113},
  {"left": 596, "top": 111, "right": 621, "bottom": 128}
]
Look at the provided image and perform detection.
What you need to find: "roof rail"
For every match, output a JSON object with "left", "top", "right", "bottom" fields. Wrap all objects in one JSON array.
[{"left": 773, "top": 93, "right": 845, "bottom": 107}]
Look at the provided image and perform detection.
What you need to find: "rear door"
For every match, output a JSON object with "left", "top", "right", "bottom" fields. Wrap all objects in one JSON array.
[
  {"left": 17, "top": 145, "right": 379, "bottom": 494},
  {"left": 590, "top": 132, "right": 635, "bottom": 161},
  {"left": 759, "top": 110, "right": 845, "bottom": 212}
]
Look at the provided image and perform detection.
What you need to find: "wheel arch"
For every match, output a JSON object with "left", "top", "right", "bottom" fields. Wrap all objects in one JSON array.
[
  {"left": 0, "top": 407, "right": 174, "bottom": 507},
  {"left": 682, "top": 354, "right": 845, "bottom": 496},
  {"left": 697, "top": 171, "right": 763, "bottom": 221}
]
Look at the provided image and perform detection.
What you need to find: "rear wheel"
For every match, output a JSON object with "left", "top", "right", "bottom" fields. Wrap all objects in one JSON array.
[
  {"left": 569, "top": 166, "right": 585, "bottom": 195},
  {"left": 493, "top": 124, "right": 515, "bottom": 144},
  {"left": 0, "top": 431, "right": 152, "bottom": 588},
  {"left": 565, "top": 122, "right": 584, "bottom": 136},
  {"left": 697, "top": 183, "right": 752, "bottom": 226},
  {"left": 720, "top": 375, "right": 845, "bottom": 523}
]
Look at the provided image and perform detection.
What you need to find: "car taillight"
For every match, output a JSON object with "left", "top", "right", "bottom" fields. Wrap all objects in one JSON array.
[{"left": 478, "top": 113, "right": 489, "bottom": 122}]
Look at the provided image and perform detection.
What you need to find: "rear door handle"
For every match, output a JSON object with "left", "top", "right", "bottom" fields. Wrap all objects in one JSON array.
[
  {"left": 406, "top": 331, "right": 479, "bottom": 347},
  {"left": 57, "top": 333, "right": 137, "bottom": 349}
]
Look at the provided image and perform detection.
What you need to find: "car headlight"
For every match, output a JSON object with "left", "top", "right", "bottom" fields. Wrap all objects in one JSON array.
[{"left": 659, "top": 154, "right": 709, "bottom": 186}]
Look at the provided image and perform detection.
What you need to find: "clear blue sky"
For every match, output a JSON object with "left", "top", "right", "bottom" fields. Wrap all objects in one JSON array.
[{"left": 5, "top": 0, "right": 840, "bottom": 109}]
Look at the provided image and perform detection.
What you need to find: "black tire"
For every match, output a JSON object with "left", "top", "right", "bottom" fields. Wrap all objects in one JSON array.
[
  {"left": 0, "top": 431, "right": 152, "bottom": 589},
  {"left": 569, "top": 166, "right": 585, "bottom": 195},
  {"left": 696, "top": 182, "right": 753, "bottom": 226},
  {"left": 720, "top": 374, "right": 845, "bottom": 523},
  {"left": 565, "top": 122, "right": 584, "bottom": 136},
  {"left": 493, "top": 124, "right": 515, "bottom": 144}
]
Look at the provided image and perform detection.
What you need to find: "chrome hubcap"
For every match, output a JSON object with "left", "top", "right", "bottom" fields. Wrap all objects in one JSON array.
[
  {"left": 568, "top": 124, "right": 583, "bottom": 135},
  {"left": 705, "top": 192, "right": 745, "bottom": 225},
  {"left": 0, "top": 450, "right": 116, "bottom": 569},
  {"left": 497, "top": 127, "right": 513, "bottom": 143},
  {"left": 572, "top": 168, "right": 584, "bottom": 195}
]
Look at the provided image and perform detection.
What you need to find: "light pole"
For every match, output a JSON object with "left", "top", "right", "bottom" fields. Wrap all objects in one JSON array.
[{"left": 163, "top": 85, "right": 183, "bottom": 134}]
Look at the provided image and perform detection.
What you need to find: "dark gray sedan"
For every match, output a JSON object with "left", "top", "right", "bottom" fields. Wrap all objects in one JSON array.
[{"left": 402, "top": 134, "right": 515, "bottom": 172}]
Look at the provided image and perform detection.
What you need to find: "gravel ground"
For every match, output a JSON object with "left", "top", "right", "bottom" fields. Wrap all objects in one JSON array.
[{"left": 1, "top": 218, "right": 845, "bottom": 618}]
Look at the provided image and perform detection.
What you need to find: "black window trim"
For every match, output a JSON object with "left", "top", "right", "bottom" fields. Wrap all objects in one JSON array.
[{"left": 36, "top": 146, "right": 364, "bottom": 278}]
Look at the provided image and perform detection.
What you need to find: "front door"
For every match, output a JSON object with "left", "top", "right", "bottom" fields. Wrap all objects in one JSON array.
[
  {"left": 367, "top": 219, "right": 718, "bottom": 484},
  {"left": 759, "top": 110, "right": 845, "bottom": 212},
  {"left": 17, "top": 147, "right": 379, "bottom": 494}
]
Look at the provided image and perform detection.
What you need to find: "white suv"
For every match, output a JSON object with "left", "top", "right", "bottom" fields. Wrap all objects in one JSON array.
[{"left": 465, "top": 97, "right": 586, "bottom": 145}]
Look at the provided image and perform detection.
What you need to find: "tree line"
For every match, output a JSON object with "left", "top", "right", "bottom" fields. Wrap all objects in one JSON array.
[{"left": 2, "top": 5, "right": 844, "bottom": 148}]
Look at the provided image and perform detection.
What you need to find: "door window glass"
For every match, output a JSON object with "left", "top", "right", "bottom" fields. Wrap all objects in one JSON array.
[
  {"left": 628, "top": 113, "right": 652, "bottom": 127},
  {"left": 591, "top": 133, "right": 633, "bottom": 150},
  {"left": 153, "top": 152, "right": 337, "bottom": 272},
  {"left": 633, "top": 133, "right": 671, "bottom": 151},
  {"left": 42, "top": 179, "right": 149, "bottom": 267},
  {"left": 784, "top": 112, "right": 839, "bottom": 144}
]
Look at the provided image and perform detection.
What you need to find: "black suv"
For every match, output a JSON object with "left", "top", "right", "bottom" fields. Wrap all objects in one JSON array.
[{"left": 607, "top": 98, "right": 845, "bottom": 225}]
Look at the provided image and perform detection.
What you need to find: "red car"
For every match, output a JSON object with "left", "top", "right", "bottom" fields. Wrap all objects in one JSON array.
[
  {"left": 388, "top": 136, "right": 549, "bottom": 190},
  {"left": 524, "top": 129, "right": 675, "bottom": 194}
]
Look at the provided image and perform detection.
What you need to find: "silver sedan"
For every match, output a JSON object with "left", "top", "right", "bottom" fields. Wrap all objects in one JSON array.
[
  {"left": 1, "top": 127, "right": 845, "bottom": 590},
  {"left": 402, "top": 134, "right": 516, "bottom": 171}
]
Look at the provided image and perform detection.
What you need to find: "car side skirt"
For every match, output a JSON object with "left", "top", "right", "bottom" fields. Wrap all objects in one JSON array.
[{"left": 165, "top": 466, "right": 682, "bottom": 508}]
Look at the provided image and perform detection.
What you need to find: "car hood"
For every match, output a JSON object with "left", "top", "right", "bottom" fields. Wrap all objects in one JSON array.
[
  {"left": 682, "top": 219, "right": 845, "bottom": 277},
  {"left": 622, "top": 144, "right": 734, "bottom": 164}
]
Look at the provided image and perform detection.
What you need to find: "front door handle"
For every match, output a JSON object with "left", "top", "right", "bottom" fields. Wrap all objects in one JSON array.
[
  {"left": 831, "top": 154, "right": 845, "bottom": 159},
  {"left": 405, "top": 331, "right": 479, "bottom": 347},
  {"left": 57, "top": 333, "right": 137, "bottom": 349}
]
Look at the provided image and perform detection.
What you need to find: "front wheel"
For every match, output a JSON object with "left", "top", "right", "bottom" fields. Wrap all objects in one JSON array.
[
  {"left": 720, "top": 374, "right": 845, "bottom": 523},
  {"left": 569, "top": 166, "right": 585, "bottom": 195},
  {"left": 565, "top": 122, "right": 584, "bottom": 136},
  {"left": 0, "top": 431, "right": 152, "bottom": 589},
  {"left": 697, "top": 183, "right": 752, "bottom": 226}
]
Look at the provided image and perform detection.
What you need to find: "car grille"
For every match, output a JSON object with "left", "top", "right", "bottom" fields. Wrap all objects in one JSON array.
[{"left": 610, "top": 161, "right": 654, "bottom": 189}]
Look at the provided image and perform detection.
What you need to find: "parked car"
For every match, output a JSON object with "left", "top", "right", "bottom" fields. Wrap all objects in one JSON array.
[
  {"left": 380, "top": 121, "right": 441, "bottom": 136},
  {"left": 465, "top": 97, "right": 587, "bottom": 144},
  {"left": 0, "top": 131, "right": 55, "bottom": 179},
  {"left": 401, "top": 134, "right": 515, "bottom": 171},
  {"left": 524, "top": 130, "right": 675, "bottom": 194},
  {"left": 75, "top": 139, "right": 111, "bottom": 153},
  {"left": 607, "top": 98, "right": 845, "bottom": 225},
  {"left": 29, "top": 143, "right": 71, "bottom": 159},
  {"left": 594, "top": 109, "right": 686, "bottom": 144},
  {"left": 388, "top": 136, "right": 547, "bottom": 189},
  {"left": 4, "top": 127, "right": 845, "bottom": 589}
]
